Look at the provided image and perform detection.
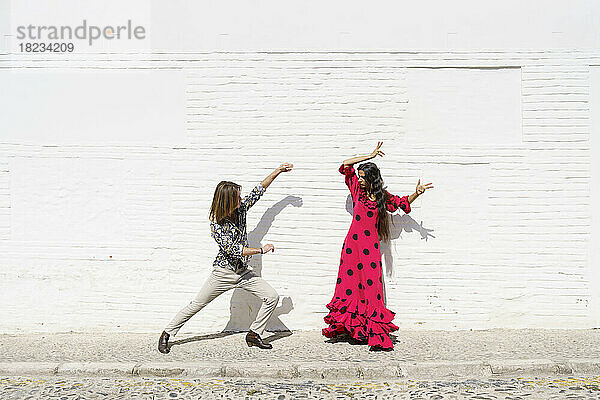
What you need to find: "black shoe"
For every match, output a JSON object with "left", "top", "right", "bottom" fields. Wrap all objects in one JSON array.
[
  {"left": 369, "top": 344, "right": 393, "bottom": 352},
  {"left": 349, "top": 337, "right": 368, "bottom": 345},
  {"left": 245, "top": 331, "right": 272, "bottom": 350},
  {"left": 158, "top": 330, "right": 170, "bottom": 354}
]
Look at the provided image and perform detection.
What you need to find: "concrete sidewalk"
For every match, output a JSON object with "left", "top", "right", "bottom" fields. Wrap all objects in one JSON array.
[{"left": 1, "top": 329, "right": 599, "bottom": 380}]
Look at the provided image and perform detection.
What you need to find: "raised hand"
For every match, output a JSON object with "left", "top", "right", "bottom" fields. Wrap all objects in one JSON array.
[
  {"left": 262, "top": 163, "right": 293, "bottom": 189},
  {"left": 416, "top": 179, "right": 434, "bottom": 195},
  {"left": 370, "top": 141, "right": 385, "bottom": 158},
  {"left": 278, "top": 163, "right": 294, "bottom": 173}
]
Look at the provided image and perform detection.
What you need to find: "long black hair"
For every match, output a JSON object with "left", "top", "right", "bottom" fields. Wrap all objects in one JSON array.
[{"left": 357, "top": 162, "right": 390, "bottom": 241}]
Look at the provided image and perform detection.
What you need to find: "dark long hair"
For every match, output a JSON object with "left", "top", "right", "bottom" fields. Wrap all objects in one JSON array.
[{"left": 357, "top": 162, "right": 390, "bottom": 242}]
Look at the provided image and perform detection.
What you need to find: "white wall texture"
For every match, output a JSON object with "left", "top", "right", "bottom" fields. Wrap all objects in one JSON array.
[{"left": 0, "top": 0, "right": 599, "bottom": 333}]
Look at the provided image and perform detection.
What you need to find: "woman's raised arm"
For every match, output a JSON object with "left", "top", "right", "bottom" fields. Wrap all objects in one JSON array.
[
  {"left": 260, "top": 162, "right": 294, "bottom": 189},
  {"left": 342, "top": 141, "right": 385, "bottom": 166}
]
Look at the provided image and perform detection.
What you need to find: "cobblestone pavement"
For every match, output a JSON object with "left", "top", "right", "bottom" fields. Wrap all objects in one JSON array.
[
  {"left": 1, "top": 375, "right": 599, "bottom": 399},
  {"left": 1, "top": 329, "right": 599, "bottom": 364}
]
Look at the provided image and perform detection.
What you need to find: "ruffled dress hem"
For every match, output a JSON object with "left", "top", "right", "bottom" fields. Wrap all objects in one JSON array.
[{"left": 322, "top": 297, "right": 398, "bottom": 349}]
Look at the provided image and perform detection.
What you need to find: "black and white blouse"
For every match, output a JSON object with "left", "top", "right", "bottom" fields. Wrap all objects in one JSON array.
[{"left": 210, "top": 184, "right": 265, "bottom": 271}]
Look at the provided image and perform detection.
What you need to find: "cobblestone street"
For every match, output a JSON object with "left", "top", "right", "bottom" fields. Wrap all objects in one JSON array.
[{"left": 2, "top": 375, "right": 599, "bottom": 399}]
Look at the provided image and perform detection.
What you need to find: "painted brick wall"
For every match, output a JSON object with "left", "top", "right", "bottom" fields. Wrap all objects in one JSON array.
[{"left": 1, "top": 48, "right": 598, "bottom": 334}]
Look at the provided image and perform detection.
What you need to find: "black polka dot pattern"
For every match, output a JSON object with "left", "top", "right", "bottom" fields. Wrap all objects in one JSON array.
[
  {"left": 337, "top": 278, "right": 342, "bottom": 284},
  {"left": 364, "top": 230, "right": 371, "bottom": 236},
  {"left": 346, "top": 289, "right": 352, "bottom": 296},
  {"left": 347, "top": 269, "right": 353, "bottom": 276},
  {"left": 355, "top": 215, "right": 361, "bottom": 221},
  {"left": 363, "top": 249, "right": 370, "bottom": 255},
  {"left": 367, "top": 211, "right": 373, "bottom": 217},
  {"left": 357, "top": 263, "right": 363, "bottom": 270},
  {"left": 370, "top": 262, "right": 376, "bottom": 268},
  {"left": 352, "top": 234, "right": 358, "bottom": 240},
  {"left": 367, "top": 279, "right": 373, "bottom": 286}
]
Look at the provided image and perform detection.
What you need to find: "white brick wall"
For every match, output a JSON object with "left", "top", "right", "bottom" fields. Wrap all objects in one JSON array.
[{"left": 1, "top": 1, "right": 599, "bottom": 333}]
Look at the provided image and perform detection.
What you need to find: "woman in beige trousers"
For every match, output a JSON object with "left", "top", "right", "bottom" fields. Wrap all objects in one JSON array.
[{"left": 158, "top": 163, "right": 293, "bottom": 352}]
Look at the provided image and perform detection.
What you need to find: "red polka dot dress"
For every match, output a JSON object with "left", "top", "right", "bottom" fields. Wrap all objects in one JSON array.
[{"left": 322, "top": 164, "right": 411, "bottom": 349}]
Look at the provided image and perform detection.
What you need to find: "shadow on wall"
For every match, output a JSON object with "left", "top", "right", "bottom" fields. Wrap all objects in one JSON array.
[
  {"left": 222, "top": 195, "right": 303, "bottom": 333},
  {"left": 345, "top": 194, "right": 435, "bottom": 303}
]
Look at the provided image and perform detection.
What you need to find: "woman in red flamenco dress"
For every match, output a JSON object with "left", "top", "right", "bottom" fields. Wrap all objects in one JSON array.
[{"left": 323, "top": 142, "right": 434, "bottom": 351}]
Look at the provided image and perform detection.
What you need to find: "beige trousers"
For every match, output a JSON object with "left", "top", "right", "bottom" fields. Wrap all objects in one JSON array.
[{"left": 164, "top": 267, "right": 279, "bottom": 337}]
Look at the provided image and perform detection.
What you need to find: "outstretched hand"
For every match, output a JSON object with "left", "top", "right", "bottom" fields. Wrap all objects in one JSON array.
[
  {"left": 416, "top": 179, "right": 434, "bottom": 195},
  {"left": 261, "top": 243, "right": 275, "bottom": 254}
]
